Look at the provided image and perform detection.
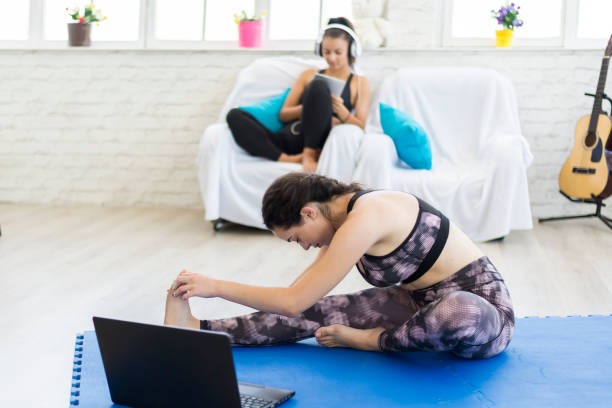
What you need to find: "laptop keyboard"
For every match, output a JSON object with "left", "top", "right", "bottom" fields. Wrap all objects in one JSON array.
[{"left": 240, "top": 394, "right": 275, "bottom": 408}]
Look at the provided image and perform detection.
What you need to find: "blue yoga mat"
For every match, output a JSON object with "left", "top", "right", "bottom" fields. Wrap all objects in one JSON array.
[{"left": 70, "top": 315, "right": 612, "bottom": 407}]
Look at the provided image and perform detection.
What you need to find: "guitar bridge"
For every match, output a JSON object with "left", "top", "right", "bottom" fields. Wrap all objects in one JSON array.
[{"left": 572, "top": 167, "right": 596, "bottom": 174}]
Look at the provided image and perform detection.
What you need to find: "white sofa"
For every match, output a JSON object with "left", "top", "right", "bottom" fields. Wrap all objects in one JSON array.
[
  {"left": 353, "top": 67, "right": 533, "bottom": 242},
  {"left": 196, "top": 56, "right": 364, "bottom": 230}
]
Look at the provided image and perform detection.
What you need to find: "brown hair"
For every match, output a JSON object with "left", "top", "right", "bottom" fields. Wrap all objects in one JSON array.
[
  {"left": 323, "top": 17, "right": 357, "bottom": 67},
  {"left": 262, "top": 173, "right": 363, "bottom": 230}
]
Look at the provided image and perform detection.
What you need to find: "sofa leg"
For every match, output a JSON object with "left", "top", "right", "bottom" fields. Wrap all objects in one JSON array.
[{"left": 212, "top": 219, "right": 233, "bottom": 232}]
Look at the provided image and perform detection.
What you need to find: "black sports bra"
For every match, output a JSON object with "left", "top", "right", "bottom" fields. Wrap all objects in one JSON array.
[{"left": 347, "top": 191, "right": 450, "bottom": 287}]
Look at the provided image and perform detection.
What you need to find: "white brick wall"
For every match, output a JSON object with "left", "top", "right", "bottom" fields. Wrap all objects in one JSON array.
[
  {"left": 1, "top": 2, "right": 611, "bottom": 220},
  {"left": 0, "top": 50, "right": 248, "bottom": 209},
  {"left": 386, "top": 0, "right": 439, "bottom": 49}
]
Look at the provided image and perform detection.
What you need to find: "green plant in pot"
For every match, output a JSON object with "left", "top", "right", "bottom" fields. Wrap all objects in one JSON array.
[{"left": 66, "top": 3, "right": 107, "bottom": 46}]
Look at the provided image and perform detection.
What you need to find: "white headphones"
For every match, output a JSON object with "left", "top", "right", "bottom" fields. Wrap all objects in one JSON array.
[{"left": 314, "top": 23, "right": 362, "bottom": 59}]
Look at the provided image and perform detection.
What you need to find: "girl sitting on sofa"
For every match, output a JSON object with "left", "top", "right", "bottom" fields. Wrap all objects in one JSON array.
[{"left": 226, "top": 17, "right": 371, "bottom": 173}]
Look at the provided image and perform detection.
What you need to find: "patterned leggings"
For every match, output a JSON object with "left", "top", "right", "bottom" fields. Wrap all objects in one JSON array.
[{"left": 201, "top": 256, "right": 514, "bottom": 359}]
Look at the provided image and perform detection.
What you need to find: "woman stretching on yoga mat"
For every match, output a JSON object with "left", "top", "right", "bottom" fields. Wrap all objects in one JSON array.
[{"left": 164, "top": 173, "right": 514, "bottom": 359}]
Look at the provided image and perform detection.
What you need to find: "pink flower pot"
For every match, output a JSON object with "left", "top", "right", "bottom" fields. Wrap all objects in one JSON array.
[{"left": 238, "top": 20, "right": 262, "bottom": 48}]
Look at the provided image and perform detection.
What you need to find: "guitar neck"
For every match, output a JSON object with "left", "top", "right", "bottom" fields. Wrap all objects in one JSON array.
[{"left": 588, "top": 56, "right": 610, "bottom": 134}]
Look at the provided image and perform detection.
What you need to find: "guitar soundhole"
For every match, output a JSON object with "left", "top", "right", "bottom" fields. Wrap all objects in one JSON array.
[{"left": 585, "top": 132, "right": 597, "bottom": 148}]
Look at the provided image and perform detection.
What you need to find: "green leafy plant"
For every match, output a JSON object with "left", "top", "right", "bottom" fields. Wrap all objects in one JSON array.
[
  {"left": 66, "top": 3, "right": 107, "bottom": 25},
  {"left": 233, "top": 10, "right": 267, "bottom": 24}
]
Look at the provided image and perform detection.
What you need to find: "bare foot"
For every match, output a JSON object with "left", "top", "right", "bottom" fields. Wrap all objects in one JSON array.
[
  {"left": 278, "top": 152, "right": 303, "bottom": 163},
  {"left": 163, "top": 289, "right": 200, "bottom": 329},
  {"left": 314, "top": 324, "right": 385, "bottom": 351},
  {"left": 302, "top": 157, "right": 317, "bottom": 173},
  {"left": 301, "top": 147, "right": 318, "bottom": 173}
]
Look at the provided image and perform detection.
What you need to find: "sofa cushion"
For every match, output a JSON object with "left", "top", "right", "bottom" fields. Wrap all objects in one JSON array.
[
  {"left": 239, "top": 88, "right": 290, "bottom": 133},
  {"left": 379, "top": 102, "right": 432, "bottom": 170}
]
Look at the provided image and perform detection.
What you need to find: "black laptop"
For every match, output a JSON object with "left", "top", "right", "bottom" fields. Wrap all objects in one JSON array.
[{"left": 93, "top": 316, "right": 295, "bottom": 408}]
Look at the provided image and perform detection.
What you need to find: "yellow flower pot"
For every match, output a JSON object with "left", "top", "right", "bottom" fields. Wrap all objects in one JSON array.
[{"left": 495, "top": 29, "right": 513, "bottom": 48}]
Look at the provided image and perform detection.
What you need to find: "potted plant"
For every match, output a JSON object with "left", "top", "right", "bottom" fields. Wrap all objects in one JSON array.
[
  {"left": 491, "top": 2, "right": 524, "bottom": 48},
  {"left": 233, "top": 10, "right": 267, "bottom": 48},
  {"left": 66, "top": 3, "right": 107, "bottom": 47}
]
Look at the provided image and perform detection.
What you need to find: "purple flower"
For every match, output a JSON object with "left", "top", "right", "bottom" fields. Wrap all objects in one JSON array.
[{"left": 492, "top": 2, "right": 523, "bottom": 29}]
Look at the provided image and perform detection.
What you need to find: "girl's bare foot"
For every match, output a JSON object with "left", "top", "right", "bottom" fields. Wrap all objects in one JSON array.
[
  {"left": 302, "top": 148, "right": 318, "bottom": 172},
  {"left": 163, "top": 289, "right": 200, "bottom": 329},
  {"left": 302, "top": 157, "right": 318, "bottom": 173},
  {"left": 314, "top": 325, "right": 385, "bottom": 351},
  {"left": 278, "top": 153, "right": 303, "bottom": 163}
]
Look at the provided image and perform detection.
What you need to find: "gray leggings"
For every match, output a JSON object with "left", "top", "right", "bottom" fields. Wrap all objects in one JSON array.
[{"left": 201, "top": 256, "right": 514, "bottom": 359}]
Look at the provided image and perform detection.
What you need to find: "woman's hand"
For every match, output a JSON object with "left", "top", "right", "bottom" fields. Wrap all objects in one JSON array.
[
  {"left": 331, "top": 95, "right": 349, "bottom": 122},
  {"left": 331, "top": 116, "right": 341, "bottom": 127},
  {"left": 171, "top": 270, "right": 218, "bottom": 300}
]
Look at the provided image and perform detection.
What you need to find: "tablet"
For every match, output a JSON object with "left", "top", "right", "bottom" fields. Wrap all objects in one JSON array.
[{"left": 314, "top": 73, "right": 346, "bottom": 97}]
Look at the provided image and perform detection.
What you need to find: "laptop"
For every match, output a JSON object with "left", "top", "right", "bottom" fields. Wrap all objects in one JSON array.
[{"left": 93, "top": 316, "right": 295, "bottom": 408}]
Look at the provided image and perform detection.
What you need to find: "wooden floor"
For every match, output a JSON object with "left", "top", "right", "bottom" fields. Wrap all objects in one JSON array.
[{"left": 0, "top": 202, "right": 611, "bottom": 406}]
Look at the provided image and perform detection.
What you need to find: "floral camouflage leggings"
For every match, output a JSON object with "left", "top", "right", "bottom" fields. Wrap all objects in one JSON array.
[{"left": 200, "top": 256, "right": 514, "bottom": 359}]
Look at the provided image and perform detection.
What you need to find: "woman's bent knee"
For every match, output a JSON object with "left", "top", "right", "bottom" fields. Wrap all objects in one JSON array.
[
  {"left": 226, "top": 107, "right": 245, "bottom": 127},
  {"left": 453, "top": 321, "right": 514, "bottom": 359},
  {"left": 304, "top": 78, "right": 331, "bottom": 102},
  {"left": 226, "top": 108, "right": 252, "bottom": 146}
]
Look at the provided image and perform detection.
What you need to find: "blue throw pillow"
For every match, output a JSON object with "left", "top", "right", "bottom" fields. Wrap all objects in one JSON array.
[
  {"left": 239, "top": 89, "right": 290, "bottom": 133},
  {"left": 379, "top": 102, "right": 432, "bottom": 170}
]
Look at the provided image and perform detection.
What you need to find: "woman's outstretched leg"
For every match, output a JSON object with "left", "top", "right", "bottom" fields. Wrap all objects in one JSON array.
[{"left": 201, "top": 285, "right": 418, "bottom": 346}]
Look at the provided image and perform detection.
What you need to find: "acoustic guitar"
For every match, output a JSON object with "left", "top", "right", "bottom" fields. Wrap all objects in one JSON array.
[
  {"left": 559, "top": 34, "right": 612, "bottom": 199},
  {"left": 597, "top": 128, "right": 612, "bottom": 199}
]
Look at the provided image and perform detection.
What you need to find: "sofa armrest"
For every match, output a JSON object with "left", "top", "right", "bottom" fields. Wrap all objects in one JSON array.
[
  {"left": 353, "top": 132, "right": 399, "bottom": 188},
  {"left": 359, "top": 132, "right": 398, "bottom": 161},
  {"left": 317, "top": 124, "right": 364, "bottom": 182},
  {"left": 481, "top": 132, "right": 534, "bottom": 169}
]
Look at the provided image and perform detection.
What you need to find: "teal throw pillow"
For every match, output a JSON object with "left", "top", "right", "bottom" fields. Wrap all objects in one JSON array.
[
  {"left": 379, "top": 102, "right": 432, "bottom": 170},
  {"left": 239, "top": 89, "right": 290, "bottom": 133}
]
